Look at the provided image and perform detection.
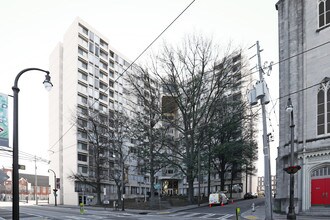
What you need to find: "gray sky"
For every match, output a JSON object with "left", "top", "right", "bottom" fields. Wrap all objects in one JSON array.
[{"left": 0, "top": 0, "right": 279, "bottom": 176}]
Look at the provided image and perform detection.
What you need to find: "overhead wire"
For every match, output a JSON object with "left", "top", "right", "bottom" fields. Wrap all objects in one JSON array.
[
  {"left": 48, "top": 0, "right": 196, "bottom": 152},
  {"left": 48, "top": 14, "right": 330, "bottom": 155}
]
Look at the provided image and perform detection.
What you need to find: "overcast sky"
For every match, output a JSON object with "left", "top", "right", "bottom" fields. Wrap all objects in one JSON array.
[{"left": 0, "top": 0, "right": 279, "bottom": 176}]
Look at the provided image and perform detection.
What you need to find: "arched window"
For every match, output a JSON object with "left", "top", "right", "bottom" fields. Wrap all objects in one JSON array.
[
  {"left": 319, "top": 0, "right": 330, "bottom": 28},
  {"left": 317, "top": 88, "right": 325, "bottom": 135}
]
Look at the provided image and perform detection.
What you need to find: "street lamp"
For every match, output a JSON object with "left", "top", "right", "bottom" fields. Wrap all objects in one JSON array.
[
  {"left": 48, "top": 169, "right": 57, "bottom": 206},
  {"left": 12, "top": 68, "right": 52, "bottom": 220},
  {"left": 285, "top": 97, "right": 296, "bottom": 219}
]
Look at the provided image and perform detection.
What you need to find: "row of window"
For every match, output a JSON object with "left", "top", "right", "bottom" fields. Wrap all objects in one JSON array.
[
  {"left": 311, "top": 165, "right": 330, "bottom": 177},
  {"left": 317, "top": 83, "right": 330, "bottom": 135},
  {"left": 319, "top": 0, "right": 330, "bottom": 28}
]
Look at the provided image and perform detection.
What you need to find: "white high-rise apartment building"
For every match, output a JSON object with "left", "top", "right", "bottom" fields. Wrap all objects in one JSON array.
[
  {"left": 49, "top": 18, "right": 147, "bottom": 205},
  {"left": 49, "top": 17, "right": 257, "bottom": 206}
]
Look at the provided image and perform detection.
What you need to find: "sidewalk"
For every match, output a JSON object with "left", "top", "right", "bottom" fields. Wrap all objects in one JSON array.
[{"left": 241, "top": 204, "right": 330, "bottom": 220}]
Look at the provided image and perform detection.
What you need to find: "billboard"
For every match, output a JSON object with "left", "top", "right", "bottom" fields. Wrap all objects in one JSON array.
[{"left": 0, "top": 93, "right": 9, "bottom": 147}]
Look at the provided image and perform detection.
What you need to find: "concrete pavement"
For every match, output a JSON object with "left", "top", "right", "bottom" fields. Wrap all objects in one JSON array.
[{"left": 241, "top": 204, "right": 330, "bottom": 220}]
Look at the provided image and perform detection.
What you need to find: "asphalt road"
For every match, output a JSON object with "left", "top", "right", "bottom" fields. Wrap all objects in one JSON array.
[{"left": 0, "top": 198, "right": 264, "bottom": 220}]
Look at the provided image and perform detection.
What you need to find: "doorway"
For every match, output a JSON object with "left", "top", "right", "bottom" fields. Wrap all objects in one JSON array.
[{"left": 311, "top": 166, "right": 330, "bottom": 206}]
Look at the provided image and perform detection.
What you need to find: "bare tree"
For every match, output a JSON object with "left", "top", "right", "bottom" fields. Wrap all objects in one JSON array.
[
  {"left": 108, "top": 109, "right": 132, "bottom": 211},
  {"left": 127, "top": 66, "right": 167, "bottom": 205},
  {"left": 147, "top": 35, "right": 245, "bottom": 204},
  {"left": 69, "top": 104, "right": 112, "bottom": 205}
]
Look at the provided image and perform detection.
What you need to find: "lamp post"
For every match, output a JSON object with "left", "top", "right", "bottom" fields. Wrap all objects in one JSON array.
[
  {"left": 48, "top": 169, "right": 57, "bottom": 206},
  {"left": 286, "top": 97, "right": 296, "bottom": 219},
  {"left": 12, "top": 68, "right": 53, "bottom": 220}
]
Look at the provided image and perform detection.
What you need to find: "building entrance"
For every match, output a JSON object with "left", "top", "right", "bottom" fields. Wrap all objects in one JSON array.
[{"left": 311, "top": 166, "right": 330, "bottom": 205}]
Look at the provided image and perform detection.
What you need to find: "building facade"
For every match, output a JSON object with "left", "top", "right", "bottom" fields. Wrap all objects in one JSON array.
[
  {"left": 49, "top": 17, "right": 258, "bottom": 205},
  {"left": 0, "top": 168, "right": 50, "bottom": 202},
  {"left": 49, "top": 17, "right": 149, "bottom": 205},
  {"left": 275, "top": 0, "right": 330, "bottom": 213}
]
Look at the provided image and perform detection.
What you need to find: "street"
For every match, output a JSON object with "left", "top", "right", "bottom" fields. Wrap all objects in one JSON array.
[
  {"left": 2, "top": 198, "right": 330, "bottom": 220},
  {"left": 0, "top": 198, "right": 264, "bottom": 220}
]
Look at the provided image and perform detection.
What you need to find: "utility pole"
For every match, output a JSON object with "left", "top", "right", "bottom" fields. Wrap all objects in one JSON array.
[
  {"left": 34, "top": 155, "right": 38, "bottom": 205},
  {"left": 256, "top": 41, "right": 273, "bottom": 220},
  {"left": 248, "top": 41, "right": 273, "bottom": 220}
]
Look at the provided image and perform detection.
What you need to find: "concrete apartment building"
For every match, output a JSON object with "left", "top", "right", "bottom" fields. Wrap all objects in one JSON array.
[
  {"left": 275, "top": 0, "right": 330, "bottom": 213},
  {"left": 49, "top": 17, "right": 147, "bottom": 205},
  {"left": 49, "top": 17, "right": 258, "bottom": 205}
]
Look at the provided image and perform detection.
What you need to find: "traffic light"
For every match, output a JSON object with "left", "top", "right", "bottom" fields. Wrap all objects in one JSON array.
[{"left": 56, "top": 178, "right": 60, "bottom": 189}]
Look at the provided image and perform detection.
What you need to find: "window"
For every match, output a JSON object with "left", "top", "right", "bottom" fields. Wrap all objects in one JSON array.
[
  {"left": 100, "top": 39, "right": 108, "bottom": 48},
  {"left": 319, "top": 0, "right": 330, "bottom": 28},
  {"left": 78, "top": 59, "right": 88, "bottom": 70},
  {"left": 95, "top": 45, "right": 99, "bottom": 57},
  {"left": 109, "top": 90, "right": 114, "bottom": 98},
  {"left": 78, "top": 36, "right": 88, "bottom": 48},
  {"left": 78, "top": 83, "right": 87, "bottom": 93},
  {"left": 78, "top": 118, "right": 87, "bottom": 127},
  {"left": 78, "top": 142, "right": 88, "bottom": 151},
  {"left": 78, "top": 47, "right": 88, "bottom": 58},
  {"left": 89, "top": 42, "right": 94, "bottom": 53},
  {"left": 78, "top": 106, "right": 88, "bottom": 115},
  {"left": 79, "top": 70, "right": 88, "bottom": 81},
  {"left": 99, "top": 70, "right": 107, "bottom": 79},
  {"left": 89, "top": 31, "right": 94, "bottom": 42},
  {"left": 100, "top": 50, "right": 108, "bottom": 60},
  {"left": 79, "top": 24, "right": 88, "bottom": 35},
  {"left": 109, "top": 60, "right": 114, "bottom": 68},
  {"left": 109, "top": 50, "right": 114, "bottom": 58},
  {"left": 317, "top": 81, "right": 330, "bottom": 135},
  {"left": 99, "top": 92, "right": 108, "bottom": 101},
  {"left": 78, "top": 130, "right": 87, "bottom": 139},
  {"left": 109, "top": 80, "right": 114, "bottom": 88},
  {"left": 100, "top": 82, "right": 108, "bottom": 90},
  {"left": 100, "top": 60, "right": 108, "bottom": 70},
  {"left": 78, "top": 94, "right": 87, "bottom": 104},
  {"left": 78, "top": 165, "right": 88, "bottom": 174},
  {"left": 78, "top": 153, "right": 88, "bottom": 162},
  {"left": 109, "top": 70, "right": 114, "bottom": 78}
]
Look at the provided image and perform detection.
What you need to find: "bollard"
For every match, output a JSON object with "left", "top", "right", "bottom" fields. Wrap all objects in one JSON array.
[
  {"left": 79, "top": 202, "right": 85, "bottom": 214},
  {"left": 252, "top": 202, "right": 255, "bottom": 212},
  {"left": 236, "top": 207, "right": 241, "bottom": 220}
]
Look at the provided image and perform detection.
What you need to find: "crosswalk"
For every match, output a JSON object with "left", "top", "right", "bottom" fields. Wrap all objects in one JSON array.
[
  {"left": 63, "top": 212, "right": 136, "bottom": 219},
  {"left": 166, "top": 211, "right": 234, "bottom": 219}
]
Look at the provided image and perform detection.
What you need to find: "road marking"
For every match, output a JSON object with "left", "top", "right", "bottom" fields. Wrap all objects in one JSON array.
[
  {"left": 185, "top": 212, "right": 203, "bottom": 217},
  {"left": 217, "top": 214, "right": 234, "bottom": 219},
  {"left": 200, "top": 213, "right": 216, "bottom": 218},
  {"left": 168, "top": 211, "right": 190, "bottom": 216}
]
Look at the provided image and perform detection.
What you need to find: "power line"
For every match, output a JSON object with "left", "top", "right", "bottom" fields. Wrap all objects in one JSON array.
[
  {"left": 48, "top": 1, "right": 196, "bottom": 152},
  {"left": 49, "top": 15, "right": 330, "bottom": 154},
  {"left": 50, "top": 40, "right": 330, "bottom": 155}
]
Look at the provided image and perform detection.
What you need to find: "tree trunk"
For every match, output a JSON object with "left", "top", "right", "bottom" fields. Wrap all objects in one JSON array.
[
  {"left": 187, "top": 170, "right": 194, "bottom": 204},
  {"left": 96, "top": 179, "right": 102, "bottom": 205},
  {"left": 207, "top": 145, "right": 211, "bottom": 196}
]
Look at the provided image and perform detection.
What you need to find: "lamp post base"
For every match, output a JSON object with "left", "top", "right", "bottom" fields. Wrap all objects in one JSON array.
[{"left": 287, "top": 211, "right": 296, "bottom": 219}]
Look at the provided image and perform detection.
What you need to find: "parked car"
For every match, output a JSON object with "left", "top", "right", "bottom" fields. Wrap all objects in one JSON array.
[
  {"left": 244, "top": 192, "right": 257, "bottom": 199},
  {"left": 209, "top": 192, "right": 229, "bottom": 206}
]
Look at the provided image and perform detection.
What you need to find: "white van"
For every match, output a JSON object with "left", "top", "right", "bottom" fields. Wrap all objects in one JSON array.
[{"left": 209, "top": 192, "right": 228, "bottom": 206}]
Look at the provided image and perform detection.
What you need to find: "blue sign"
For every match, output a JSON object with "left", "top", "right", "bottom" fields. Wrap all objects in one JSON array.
[{"left": 0, "top": 93, "right": 8, "bottom": 147}]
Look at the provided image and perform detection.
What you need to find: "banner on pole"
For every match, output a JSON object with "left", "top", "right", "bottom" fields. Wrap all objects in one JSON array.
[{"left": 0, "top": 93, "right": 9, "bottom": 147}]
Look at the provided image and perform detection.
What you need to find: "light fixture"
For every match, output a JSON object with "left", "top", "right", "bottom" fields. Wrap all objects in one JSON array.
[
  {"left": 43, "top": 72, "right": 53, "bottom": 92},
  {"left": 286, "top": 97, "right": 293, "bottom": 113}
]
